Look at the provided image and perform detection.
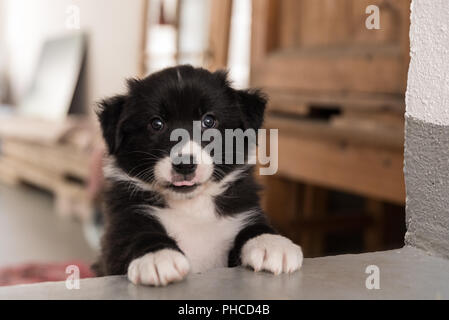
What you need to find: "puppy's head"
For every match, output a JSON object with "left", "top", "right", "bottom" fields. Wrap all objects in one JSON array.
[{"left": 97, "top": 65, "right": 266, "bottom": 198}]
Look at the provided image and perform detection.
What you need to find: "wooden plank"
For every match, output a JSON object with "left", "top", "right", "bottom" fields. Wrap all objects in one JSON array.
[
  {"left": 265, "top": 115, "right": 404, "bottom": 150},
  {"left": 138, "top": 0, "right": 150, "bottom": 78},
  {"left": 0, "top": 154, "right": 91, "bottom": 220},
  {"left": 207, "top": 0, "right": 233, "bottom": 71},
  {"left": 274, "top": 132, "right": 405, "bottom": 205},
  {"left": 252, "top": 51, "right": 404, "bottom": 94},
  {"left": 266, "top": 89, "right": 405, "bottom": 114},
  {"left": 331, "top": 110, "right": 404, "bottom": 127},
  {"left": 330, "top": 111, "right": 404, "bottom": 143},
  {"left": 1, "top": 139, "right": 90, "bottom": 180},
  {"left": 250, "top": 0, "right": 279, "bottom": 68},
  {"left": 1, "top": 155, "right": 63, "bottom": 191},
  {"left": 0, "top": 114, "right": 96, "bottom": 145},
  {"left": 295, "top": 0, "right": 353, "bottom": 48},
  {"left": 0, "top": 115, "right": 76, "bottom": 144}
]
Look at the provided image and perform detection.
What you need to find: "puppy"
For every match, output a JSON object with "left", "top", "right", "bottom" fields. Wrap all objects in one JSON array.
[{"left": 94, "top": 65, "right": 303, "bottom": 286}]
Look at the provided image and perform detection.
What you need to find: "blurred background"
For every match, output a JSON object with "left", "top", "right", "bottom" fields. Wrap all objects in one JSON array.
[{"left": 0, "top": 0, "right": 410, "bottom": 286}]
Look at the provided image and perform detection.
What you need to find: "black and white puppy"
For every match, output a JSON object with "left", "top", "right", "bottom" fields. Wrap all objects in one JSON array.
[{"left": 94, "top": 65, "right": 303, "bottom": 286}]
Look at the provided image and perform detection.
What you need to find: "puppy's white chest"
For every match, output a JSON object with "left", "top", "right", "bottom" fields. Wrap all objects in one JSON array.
[{"left": 153, "top": 196, "right": 246, "bottom": 273}]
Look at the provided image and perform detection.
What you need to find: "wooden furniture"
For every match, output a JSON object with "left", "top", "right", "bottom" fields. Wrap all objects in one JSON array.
[
  {"left": 251, "top": 0, "right": 410, "bottom": 256},
  {"left": 0, "top": 115, "right": 97, "bottom": 221}
]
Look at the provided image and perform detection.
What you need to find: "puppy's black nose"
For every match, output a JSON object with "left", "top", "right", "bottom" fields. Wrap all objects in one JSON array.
[{"left": 172, "top": 162, "right": 197, "bottom": 175}]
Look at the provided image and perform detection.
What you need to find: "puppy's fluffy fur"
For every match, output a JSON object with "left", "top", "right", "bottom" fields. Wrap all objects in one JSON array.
[{"left": 94, "top": 65, "right": 302, "bottom": 286}]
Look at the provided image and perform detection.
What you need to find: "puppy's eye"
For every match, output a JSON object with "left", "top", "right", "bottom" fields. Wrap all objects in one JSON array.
[
  {"left": 149, "top": 117, "right": 164, "bottom": 132},
  {"left": 202, "top": 114, "right": 217, "bottom": 129}
]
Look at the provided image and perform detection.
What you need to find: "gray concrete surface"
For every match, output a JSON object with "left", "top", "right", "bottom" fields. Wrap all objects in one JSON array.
[
  {"left": 1, "top": 247, "right": 448, "bottom": 300},
  {"left": 405, "top": 0, "right": 449, "bottom": 259},
  {"left": 0, "top": 183, "right": 97, "bottom": 266},
  {"left": 404, "top": 116, "right": 449, "bottom": 258}
]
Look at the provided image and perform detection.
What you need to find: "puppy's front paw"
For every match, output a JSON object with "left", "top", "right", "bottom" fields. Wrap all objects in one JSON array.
[
  {"left": 241, "top": 234, "right": 303, "bottom": 275},
  {"left": 127, "top": 249, "right": 190, "bottom": 286}
]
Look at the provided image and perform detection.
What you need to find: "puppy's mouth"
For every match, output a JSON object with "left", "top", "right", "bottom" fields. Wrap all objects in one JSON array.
[{"left": 168, "top": 180, "right": 201, "bottom": 193}]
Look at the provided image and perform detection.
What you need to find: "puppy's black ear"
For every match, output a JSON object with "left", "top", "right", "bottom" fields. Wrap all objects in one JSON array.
[
  {"left": 96, "top": 95, "right": 127, "bottom": 154},
  {"left": 237, "top": 89, "right": 267, "bottom": 130},
  {"left": 213, "top": 69, "right": 231, "bottom": 87}
]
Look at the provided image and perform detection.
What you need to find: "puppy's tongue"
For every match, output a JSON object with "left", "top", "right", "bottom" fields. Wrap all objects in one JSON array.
[{"left": 172, "top": 181, "right": 196, "bottom": 187}]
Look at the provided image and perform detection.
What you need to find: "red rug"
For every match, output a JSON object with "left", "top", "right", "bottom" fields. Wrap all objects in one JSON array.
[{"left": 0, "top": 261, "right": 94, "bottom": 286}]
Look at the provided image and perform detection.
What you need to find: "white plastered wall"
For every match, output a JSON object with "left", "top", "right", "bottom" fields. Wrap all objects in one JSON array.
[{"left": 406, "top": 0, "right": 449, "bottom": 125}]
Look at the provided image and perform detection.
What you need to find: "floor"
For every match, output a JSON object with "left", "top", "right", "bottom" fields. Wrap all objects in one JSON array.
[
  {"left": 0, "top": 183, "right": 97, "bottom": 267},
  {"left": 1, "top": 247, "right": 448, "bottom": 299}
]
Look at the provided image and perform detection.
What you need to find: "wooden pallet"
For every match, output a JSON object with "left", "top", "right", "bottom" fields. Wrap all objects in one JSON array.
[
  {"left": 266, "top": 90, "right": 405, "bottom": 149},
  {"left": 0, "top": 141, "right": 91, "bottom": 221},
  {"left": 0, "top": 116, "right": 98, "bottom": 221}
]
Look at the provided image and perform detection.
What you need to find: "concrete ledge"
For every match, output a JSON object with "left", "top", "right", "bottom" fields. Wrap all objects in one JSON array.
[
  {"left": 0, "top": 247, "right": 448, "bottom": 300},
  {"left": 405, "top": 116, "right": 449, "bottom": 258}
]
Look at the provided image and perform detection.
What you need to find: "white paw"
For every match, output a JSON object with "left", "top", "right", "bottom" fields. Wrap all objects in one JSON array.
[
  {"left": 241, "top": 234, "right": 303, "bottom": 275},
  {"left": 127, "top": 249, "right": 190, "bottom": 286}
]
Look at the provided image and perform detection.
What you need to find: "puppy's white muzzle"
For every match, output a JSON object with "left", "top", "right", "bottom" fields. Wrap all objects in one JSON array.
[{"left": 154, "top": 140, "right": 214, "bottom": 189}]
